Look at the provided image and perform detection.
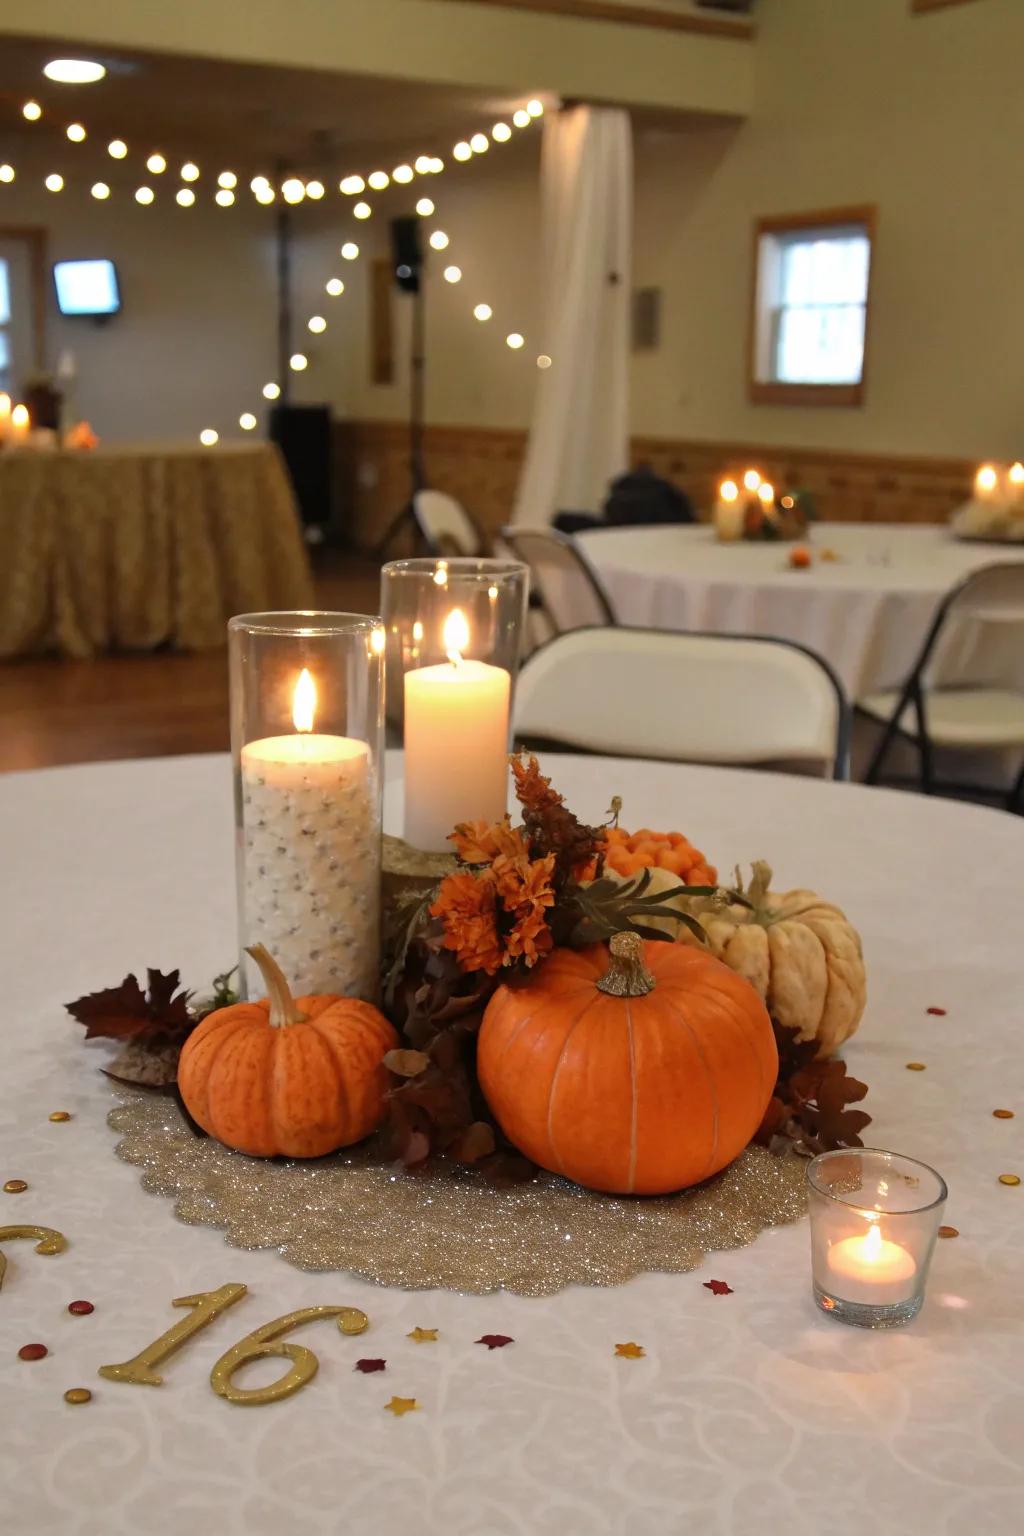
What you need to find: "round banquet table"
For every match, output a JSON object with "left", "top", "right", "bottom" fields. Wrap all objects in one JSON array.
[
  {"left": 578, "top": 522, "right": 1024, "bottom": 699},
  {"left": 2, "top": 752, "right": 1023, "bottom": 1536}
]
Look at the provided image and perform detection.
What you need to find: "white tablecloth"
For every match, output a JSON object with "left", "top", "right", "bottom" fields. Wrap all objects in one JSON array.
[
  {"left": 579, "top": 523, "right": 1024, "bottom": 698},
  {"left": 2, "top": 753, "right": 1023, "bottom": 1536}
]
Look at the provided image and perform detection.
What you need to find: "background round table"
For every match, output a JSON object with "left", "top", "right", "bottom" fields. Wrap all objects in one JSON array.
[
  {"left": 579, "top": 523, "right": 1024, "bottom": 698},
  {"left": 2, "top": 752, "right": 1022, "bottom": 1536}
]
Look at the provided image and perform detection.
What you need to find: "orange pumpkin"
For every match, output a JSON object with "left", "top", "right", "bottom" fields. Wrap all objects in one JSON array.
[
  {"left": 584, "top": 827, "right": 717, "bottom": 886},
  {"left": 477, "top": 932, "right": 776, "bottom": 1195},
  {"left": 178, "top": 945, "right": 398, "bottom": 1158}
]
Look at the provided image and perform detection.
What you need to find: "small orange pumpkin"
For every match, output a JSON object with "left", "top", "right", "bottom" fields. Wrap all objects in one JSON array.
[
  {"left": 477, "top": 932, "right": 776, "bottom": 1195},
  {"left": 178, "top": 945, "right": 398, "bottom": 1158}
]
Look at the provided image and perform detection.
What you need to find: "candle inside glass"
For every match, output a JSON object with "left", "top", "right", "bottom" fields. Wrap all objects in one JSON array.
[{"left": 825, "top": 1220, "right": 917, "bottom": 1305}]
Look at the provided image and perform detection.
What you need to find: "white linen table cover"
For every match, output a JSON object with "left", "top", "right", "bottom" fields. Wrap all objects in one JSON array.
[
  {"left": 1, "top": 751, "right": 1022, "bottom": 1536},
  {"left": 578, "top": 523, "right": 1024, "bottom": 697}
]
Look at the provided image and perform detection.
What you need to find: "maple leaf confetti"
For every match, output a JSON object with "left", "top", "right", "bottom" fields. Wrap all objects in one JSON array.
[
  {"left": 407, "top": 1327, "right": 438, "bottom": 1343},
  {"left": 614, "top": 1342, "right": 645, "bottom": 1359},
  {"left": 354, "top": 1358, "right": 386, "bottom": 1373},
  {"left": 476, "top": 1334, "right": 514, "bottom": 1350},
  {"left": 703, "top": 1279, "right": 734, "bottom": 1296},
  {"left": 385, "top": 1396, "right": 419, "bottom": 1416}
]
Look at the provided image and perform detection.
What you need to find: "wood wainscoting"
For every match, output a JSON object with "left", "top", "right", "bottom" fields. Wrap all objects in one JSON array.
[{"left": 334, "top": 418, "right": 975, "bottom": 550}]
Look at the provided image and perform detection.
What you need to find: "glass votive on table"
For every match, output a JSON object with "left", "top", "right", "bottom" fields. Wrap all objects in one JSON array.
[
  {"left": 228, "top": 611, "right": 385, "bottom": 1002},
  {"left": 380, "top": 557, "right": 529, "bottom": 852},
  {"left": 807, "top": 1148, "right": 947, "bottom": 1328}
]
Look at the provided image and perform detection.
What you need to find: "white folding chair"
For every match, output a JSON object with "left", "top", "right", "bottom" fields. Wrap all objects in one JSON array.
[
  {"left": 861, "top": 562, "right": 1024, "bottom": 811},
  {"left": 500, "top": 526, "right": 618, "bottom": 636},
  {"left": 514, "top": 626, "right": 849, "bottom": 779},
  {"left": 413, "top": 490, "right": 483, "bottom": 557}
]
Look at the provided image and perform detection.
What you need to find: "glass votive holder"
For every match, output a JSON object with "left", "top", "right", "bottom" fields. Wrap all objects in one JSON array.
[
  {"left": 380, "top": 557, "right": 529, "bottom": 852},
  {"left": 228, "top": 611, "right": 385, "bottom": 1002},
  {"left": 807, "top": 1148, "right": 948, "bottom": 1328}
]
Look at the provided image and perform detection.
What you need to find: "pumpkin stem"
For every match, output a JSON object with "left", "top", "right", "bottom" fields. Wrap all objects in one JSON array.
[
  {"left": 245, "top": 944, "right": 309, "bottom": 1027},
  {"left": 596, "top": 931, "right": 656, "bottom": 998}
]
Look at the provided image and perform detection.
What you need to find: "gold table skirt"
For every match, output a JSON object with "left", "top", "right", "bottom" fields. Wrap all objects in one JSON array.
[{"left": 0, "top": 443, "right": 315, "bottom": 658}]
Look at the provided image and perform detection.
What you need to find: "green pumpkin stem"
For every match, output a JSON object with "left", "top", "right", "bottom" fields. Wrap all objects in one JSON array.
[
  {"left": 245, "top": 944, "right": 309, "bottom": 1027},
  {"left": 596, "top": 931, "right": 656, "bottom": 999}
]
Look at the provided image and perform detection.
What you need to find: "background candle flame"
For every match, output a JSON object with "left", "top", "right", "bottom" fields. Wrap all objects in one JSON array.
[
  {"left": 444, "top": 608, "right": 470, "bottom": 664},
  {"left": 292, "top": 668, "right": 316, "bottom": 732}
]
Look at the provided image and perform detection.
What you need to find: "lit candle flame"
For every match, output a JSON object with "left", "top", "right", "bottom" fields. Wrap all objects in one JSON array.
[
  {"left": 444, "top": 608, "right": 470, "bottom": 666},
  {"left": 292, "top": 667, "right": 316, "bottom": 732},
  {"left": 862, "top": 1222, "right": 883, "bottom": 1261},
  {"left": 976, "top": 464, "right": 998, "bottom": 492},
  {"left": 11, "top": 403, "right": 29, "bottom": 429},
  {"left": 719, "top": 480, "right": 738, "bottom": 503},
  {"left": 1010, "top": 462, "right": 1024, "bottom": 486},
  {"left": 743, "top": 469, "right": 761, "bottom": 492},
  {"left": 758, "top": 481, "right": 775, "bottom": 505}
]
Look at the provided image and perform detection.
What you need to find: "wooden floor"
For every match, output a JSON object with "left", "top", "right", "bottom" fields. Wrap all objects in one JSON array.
[{"left": 0, "top": 554, "right": 382, "bottom": 773}]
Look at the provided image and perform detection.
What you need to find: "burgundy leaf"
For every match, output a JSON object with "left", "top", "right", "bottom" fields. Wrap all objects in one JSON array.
[
  {"left": 703, "top": 1279, "right": 734, "bottom": 1296},
  {"left": 476, "top": 1335, "right": 514, "bottom": 1350},
  {"left": 354, "top": 1358, "right": 387, "bottom": 1373}
]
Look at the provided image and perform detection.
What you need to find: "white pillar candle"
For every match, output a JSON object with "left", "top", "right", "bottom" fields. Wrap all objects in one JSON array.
[
  {"left": 9, "top": 403, "right": 29, "bottom": 445},
  {"left": 713, "top": 479, "right": 744, "bottom": 541},
  {"left": 0, "top": 392, "right": 10, "bottom": 445},
  {"left": 825, "top": 1222, "right": 917, "bottom": 1305},
  {"left": 404, "top": 608, "right": 510, "bottom": 851},
  {"left": 1008, "top": 462, "right": 1024, "bottom": 508},
  {"left": 239, "top": 668, "right": 380, "bottom": 1000}
]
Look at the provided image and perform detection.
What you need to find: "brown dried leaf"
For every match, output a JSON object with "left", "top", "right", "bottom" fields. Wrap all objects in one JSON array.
[{"left": 383, "top": 1048, "right": 432, "bottom": 1079}]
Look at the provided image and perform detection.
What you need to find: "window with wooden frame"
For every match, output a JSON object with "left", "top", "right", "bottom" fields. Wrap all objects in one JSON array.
[{"left": 749, "top": 207, "right": 876, "bottom": 407}]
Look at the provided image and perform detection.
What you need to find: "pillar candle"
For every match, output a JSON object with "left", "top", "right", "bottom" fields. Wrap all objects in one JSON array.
[
  {"left": 239, "top": 669, "right": 380, "bottom": 999},
  {"left": 404, "top": 608, "right": 510, "bottom": 851}
]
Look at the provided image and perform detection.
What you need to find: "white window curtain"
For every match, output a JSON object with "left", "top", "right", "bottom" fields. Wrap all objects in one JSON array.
[{"left": 512, "top": 105, "right": 633, "bottom": 528}]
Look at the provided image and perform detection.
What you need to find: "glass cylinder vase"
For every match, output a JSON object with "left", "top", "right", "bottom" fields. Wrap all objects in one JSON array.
[
  {"left": 807, "top": 1148, "right": 947, "bottom": 1328},
  {"left": 228, "top": 611, "right": 385, "bottom": 1002},
  {"left": 380, "top": 557, "right": 528, "bottom": 852}
]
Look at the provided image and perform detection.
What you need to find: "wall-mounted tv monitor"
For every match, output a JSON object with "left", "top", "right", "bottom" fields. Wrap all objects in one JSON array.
[{"left": 53, "top": 259, "right": 121, "bottom": 317}]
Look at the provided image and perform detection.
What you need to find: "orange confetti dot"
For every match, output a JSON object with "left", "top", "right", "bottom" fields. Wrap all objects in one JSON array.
[
  {"left": 993, "top": 1109, "right": 1014, "bottom": 1120},
  {"left": 906, "top": 1063, "right": 926, "bottom": 1072},
  {"left": 614, "top": 1342, "right": 645, "bottom": 1359},
  {"left": 938, "top": 1225, "right": 959, "bottom": 1239},
  {"left": 998, "top": 1174, "right": 1020, "bottom": 1187}
]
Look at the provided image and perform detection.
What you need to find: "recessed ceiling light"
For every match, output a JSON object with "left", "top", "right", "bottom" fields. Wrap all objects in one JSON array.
[{"left": 44, "top": 58, "right": 107, "bottom": 85}]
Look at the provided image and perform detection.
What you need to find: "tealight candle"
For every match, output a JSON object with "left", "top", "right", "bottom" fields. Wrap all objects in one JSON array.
[
  {"left": 404, "top": 608, "right": 510, "bottom": 851},
  {"left": 825, "top": 1221, "right": 917, "bottom": 1305},
  {"left": 975, "top": 463, "right": 1000, "bottom": 502}
]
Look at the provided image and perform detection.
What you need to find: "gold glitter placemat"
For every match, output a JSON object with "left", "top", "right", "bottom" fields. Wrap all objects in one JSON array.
[{"left": 108, "top": 1094, "right": 807, "bottom": 1296}]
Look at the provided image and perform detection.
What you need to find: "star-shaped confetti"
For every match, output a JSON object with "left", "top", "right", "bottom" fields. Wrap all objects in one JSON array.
[
  {"left": 407, "top": 1327, "right": 438, "bottom": 1343},
  {"left": 354, "top": 1358, "right": 386, "bottom": 1373},
  {"left": 385, "top": 1396, "right": 420, "bottom": 1416},
  {"left": 476, "top": 1334, "right": 514, "bottom": 1350},
  {"left": 614, "top": 1342, "right": 645, "bottom": 1359},
  {"left": 703, "top": 1279, "right": 734, "bottom": 1296}
]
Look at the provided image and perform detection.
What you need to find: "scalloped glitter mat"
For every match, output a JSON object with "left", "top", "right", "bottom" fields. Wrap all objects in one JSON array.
[{"left": 109, "top": 1094, "right": 807, "bottom": 1296}]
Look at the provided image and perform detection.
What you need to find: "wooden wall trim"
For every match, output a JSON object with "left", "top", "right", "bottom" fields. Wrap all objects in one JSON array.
[{"left": 444, "top": 0, "right": 754, "bottom": 39}]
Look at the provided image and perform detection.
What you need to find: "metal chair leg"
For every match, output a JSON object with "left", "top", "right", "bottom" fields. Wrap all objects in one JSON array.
[
  {"left": 1008, "top": 757, "right": 1024, "bottom": 815},
  {"left": 864, "top": 695, "right": 910, "bottom": 785}
]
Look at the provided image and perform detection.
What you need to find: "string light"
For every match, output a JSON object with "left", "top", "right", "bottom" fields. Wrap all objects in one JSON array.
[
  {"left": 393, "top": 164, "right": 414, "bottom": 183},
  {"left": 527, "top": 99, "right": 544, "bottom": 117},
  {"left": 181, "top": 162, "right": 200, "bottom": 182},
  {"left": 341, "top": 241, "right": 359, "bottom": 260},
  {"left": 415, "top": 155, "right": 433, "bottom": 174},
  {"left": 307, "top": 315, "right": 327, "bottom": 333},
  {"left": 353, "top": 200, "right": 371, "bottom": 219},
  {"left": 429, "top": 157, "right": 444, "bottom": 173},
  {"left": 217, "top": 170, "right": 237, "bottom": 189},
  {"left": 215, "top": 188, "right": 235, "bottom": 206},
  {"left": 135, "top": 186, "right": 154, "bottom": 204},
  {"left": 453, "top": 142, "right": 472, "bottom": 162},
  {"left": 492, "top": 122, "right": 511, "bottom": 142},
  {"left": 176, "top": 187, "right": 195, "bottom": 207},
  {"left": 282, "top": 177, "right": 305, "bottom": 204},
  {"left": 254, "top": 184, "right": 275, "bottom": 204},
  {"left": 429, "top": 230, "right": 449, "bottom": 250},
  {"left": 66, "top": 123, "right": 86, "bottom": 142},
  {"left": 262, "top": 382, "right": 281, "bottom": 400},
  {"left": 325, "top": 278, "right": 345, "bottom": 296},
  {"left": 107, "top": 139, "right": 128, "bottom": 159},
  {"left": 443, "top": 265, "right": 462, "bottom": 283},
  {"left": 289, "top": 353, "right": 308, "bottom": 371},
  {"left": 147, "top": 153, "right": 166, "bottom": 174},
  {"left": 306, "top": 179, "right": 325, "bottom": 200},
  {"left": 513, "top": 109, "right": 530, "bottom": 128},
  {"left": 90, "top": 181, "right": 110, "bottom": 200},
  {"left": 0, "top": 164, "right": 14, "bottom": 183},
  {"left": 368, "top": 170, "right": 390, "bottom": 190},
  {"left": 506, "top": 332, "right": 525, "bottom": 349},
  {"left": 22, "top": 101, "right": 42, "bottom": 121},
  {"left": 470, "top": 132, "right": 488, "bottom": 153},
  {"left": 340, "top": 175, "right": 365, "bottom": 195},
  {"left": 473, "top": 303, "right": 492, "bottom": 321},
  {"left": 45, "top": 173, "right": 64, "bottom": 192},
  {"left": 239, "top": 412, "right": 258, "bottom": 431},
  {"left": 199, "top": 428, "right": 219, "bottom": 446},
  {"left": 537, "top": 354, "right": 552, "bottom": 369},
  {"left": 250, "top": 175, "right": 270, "bottom": 193}
]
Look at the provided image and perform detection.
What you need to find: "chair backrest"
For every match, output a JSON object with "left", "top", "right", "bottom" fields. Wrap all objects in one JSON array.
[
  {"left": 413, "top": 490, "right": 482, "bottom": 557},
  {"left": 514, "top": 626, "right": 849, "bottom": 778},
  {"left": 500, "top": 526, "right": 617, "bottom": 633},
  {"left": 908, "top": 560, "right": 1024, "bottom": 689}
]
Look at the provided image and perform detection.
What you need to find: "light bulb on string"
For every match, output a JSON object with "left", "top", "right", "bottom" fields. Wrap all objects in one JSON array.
[
  {"left": 429, "top": 230, "right": 449, "bottom": 250},
  {"left": 341, "top": 241, "right": 359, "bottom": 260},
  {"left": 262, "top": 382, "right": 280, "bottom": 400},
  {"left": 135, "top": 185, "right": 154, "bottom": 204},
  {"left": 443, "top": 265, "right": 462, "bottom": 284},
  {"left": 513, "top": 108, "right": 530, "bottom": 128},
  {"left": 325, "top": 278, "right": 345, "bottom": 296},
  {"left": 45, "top": 173, "right": 64, "bottom": 192},
  {"left": 289, "top": 353, "right": 308, "bottom": 371},
  {"left": 527, "top": 99, "right": 544, "bottom": 117},
  {"left": 254, "top": 184, "right": 275, "bottom": 204},
  {"left": 414, "top": 155, "right": 432, "bottom": 174},
  {"left": 23, "top": 101, "right": 42, "bottom": 121},
  {"left": 429, "top": 157, "right": 444, "bottom": 173},
  {"left": 306, "top": 179, "right": 325, "bottom": 200},
  {"left": 0, "top": 164, "right": 14, "bottom": 183},
  {"left": 453, "top": 141, "right": 472, "bottom": 162},
  {"left": 199, "top": 429, "right": 219, "bottom": 447},
  {"left": 340, "top": 175, "right": 364, "bottom": 195},
  {"left": 176, "top": 187, "right": 195, "bottom": 207},
  {"left": 353, "top": 201, "right": 371, "bottom": 219},
  {"left": 393, "top": 164, "right": 413, "bottom": 183},
  {"left": 181, "top": 162, "right": 200, "bottom": 182},
  {"left": 506, "top": 332, "right": 525, "bottom": 350},
  {"left": 239, "top": 413, "right": 257, "bottom": 431},
  {"left": 470, "top": 132, "right": 488, "bottom": 153},
  {"left": 281, "top": 177, "right": 305, "bottom": 204},
  {"left": 215, "top": 188, "right": 235, "bottom": 206},
  {"left": 368, "top": 170, "right": 389, "bottom": 190},
  {"left": 416, "top": 197, "right": 434, "bottom": 216},
  {"left": 307, "top": 315, "right": 327, "bottom": 334},
  {"left": 217, "top": 170, "right": 237, "bottom": 189},
  {"left": 146, "top": 153, "right": 166, "bottom": 174},
  {"left": 91, "top": 181, "right": 110, "bottom": 200},
  {"left": 107, "top": 139, "right": 127, "bottom": 159},
  {"left": 492, "top": 122, "right": 511, "bottom": 142},
  {"left": 473, "top": 303, "right": 492, "bottom": 321},
  {"left": 66, "top": 123, "right": 86, "bottom": 142}
]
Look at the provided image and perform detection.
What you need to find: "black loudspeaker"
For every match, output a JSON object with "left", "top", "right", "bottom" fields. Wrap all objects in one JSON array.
[
  {"left": 390, "top": 215, "right": 422, "bottom": 293},
  {"left": 269, "top": 403, "right": 332, "bottom": 530}
]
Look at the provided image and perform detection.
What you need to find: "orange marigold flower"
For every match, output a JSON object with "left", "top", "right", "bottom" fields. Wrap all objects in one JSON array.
[
  {"left": 430, "top": 871, "right": 504, "bottom": 975},
  {"left": 509, "top": 754, "right": 564, "bottom": 815},
  {"left": 493, "top": 850, "right": 556, "bottom": 913},
  {"left": 450, "top": 816, "right": 529, "bottom": 868},
  {"left": 505, "top": 905, "right": 554, "bottom": 966}
]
